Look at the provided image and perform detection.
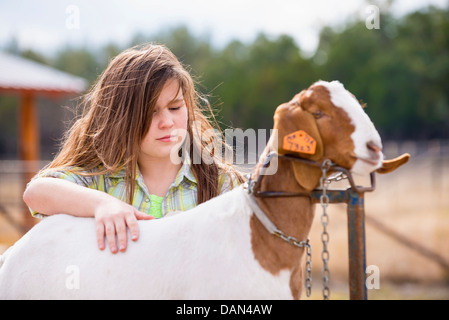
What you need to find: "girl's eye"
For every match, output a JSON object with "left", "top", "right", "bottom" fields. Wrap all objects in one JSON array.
[{"left": 154, "top": 106, "right": 182, "bottom": 114}]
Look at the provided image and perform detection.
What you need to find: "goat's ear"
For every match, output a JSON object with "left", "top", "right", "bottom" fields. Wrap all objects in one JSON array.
[
  {"left": 273, "top": 94, "right": 324, "bottom": 190},
  {"left": 376, "top": 153, "right": 410, "bottom": 174}
]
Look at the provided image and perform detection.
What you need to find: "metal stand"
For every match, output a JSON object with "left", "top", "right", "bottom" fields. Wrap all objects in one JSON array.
[
  {"left": 310, "top": 173, "right": 374, "bottom": 300},
  {"left": 251, "top": 152, "right": 376, "bottom": 300}
]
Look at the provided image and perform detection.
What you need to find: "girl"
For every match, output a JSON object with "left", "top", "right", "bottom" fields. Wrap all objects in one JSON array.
[{"left": 23, "top": 44, "right": 244, "bottom": 254}]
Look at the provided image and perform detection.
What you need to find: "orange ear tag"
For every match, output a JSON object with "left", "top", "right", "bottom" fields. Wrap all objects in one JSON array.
[{"left": 283, "top": 130, "right": 317, "bottom": 154}]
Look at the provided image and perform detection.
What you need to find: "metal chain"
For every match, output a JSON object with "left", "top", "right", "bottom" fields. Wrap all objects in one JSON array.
[
  {"left": 274, "top": 232, "right": 312, "bottom": 297},
  {"left": 304, "top": 240, "right": 312, "bottom": 297},
  {"left": 320, "top": 159, "right": 332, "bottom": 300},
  {"left": 326, "top": 171, "right": 347, "bottom": 184}
]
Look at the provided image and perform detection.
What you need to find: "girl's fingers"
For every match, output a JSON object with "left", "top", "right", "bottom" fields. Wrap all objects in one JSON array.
[
  {"left": 104, "top": 221, "right": 117, "bottom": 254},
  {"left": 135, "top": 210, "right": 154, "bottom": 220},
  {"left": 95, "top": 209, "right": 154, "bottom": 253},
  {"left": 126, "top": 214, "right": 140, "bottom": 242},
  {"left": 114, "top": 218, "right": 127, "bottom": 252},
  {"left": 127, "top": 210, "right": 154, "bottom": 242},
  {"left": 96, "top": 221, "right": 105, "bottom": 251}
]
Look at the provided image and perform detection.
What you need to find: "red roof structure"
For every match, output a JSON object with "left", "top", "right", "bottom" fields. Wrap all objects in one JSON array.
[
  {"left": 0, "top": 52, "right": 87, "bottom": 229},
  {"left": 0, "top": 52, "right": 86, "bottom": 95}
]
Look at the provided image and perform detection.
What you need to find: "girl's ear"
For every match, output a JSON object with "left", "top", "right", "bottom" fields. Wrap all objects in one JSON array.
[{"left": 273, "top": 93, "right": 324, "bottom": 190}]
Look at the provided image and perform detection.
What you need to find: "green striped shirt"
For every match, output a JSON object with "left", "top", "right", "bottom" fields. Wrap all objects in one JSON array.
[{"left": 29, "top": 155, "right": 241, "bottom": 219}]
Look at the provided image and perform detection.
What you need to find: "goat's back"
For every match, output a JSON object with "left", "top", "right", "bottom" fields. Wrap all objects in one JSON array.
[{"left": 0, "top": 187, "right": 293, "bottom": 299}]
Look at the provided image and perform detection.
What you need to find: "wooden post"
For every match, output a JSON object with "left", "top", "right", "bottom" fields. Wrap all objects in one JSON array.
[{"left": 19, "top": 92, "right": 39, "bottom": 230}]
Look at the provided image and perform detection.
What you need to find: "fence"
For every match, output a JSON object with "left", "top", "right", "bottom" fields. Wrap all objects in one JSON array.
[
  {"left": 0, "top": 160, "right": 49, "bottom": 235},
  {"left": 0, "top": 140, "right": 448, "bottom": 298}
]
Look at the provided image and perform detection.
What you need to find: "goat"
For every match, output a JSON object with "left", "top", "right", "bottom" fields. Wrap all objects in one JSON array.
[{"left": 0, "top": 80, "right": 409, "bottom": 299}]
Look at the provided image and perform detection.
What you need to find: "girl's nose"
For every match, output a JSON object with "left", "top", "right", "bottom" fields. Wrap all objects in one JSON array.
[{"left": 158, "top": 109, "right": 174, "bottom": 129}]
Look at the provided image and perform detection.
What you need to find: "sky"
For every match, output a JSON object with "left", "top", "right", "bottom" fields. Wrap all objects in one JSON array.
[{"left": 0, "top": 0, "right": 447, "bottom": 56}]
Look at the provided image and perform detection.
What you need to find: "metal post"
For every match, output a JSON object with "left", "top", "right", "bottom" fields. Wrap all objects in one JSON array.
[
  {"left": 346, "top": 190, "right": 367, "bottom": 300},
  {"left": 311, "top": 188, "right": 369, "bottom": 300},
  {"left": 264, "top": 154, "right": 375, "bottom": 300}
]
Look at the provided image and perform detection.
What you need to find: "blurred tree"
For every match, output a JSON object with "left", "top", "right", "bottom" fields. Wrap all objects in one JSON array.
[
  {"left": 99, "top": 43, "right": 123, "bottom": 70},
  {"left": 20, "top": 49, "right": 49, "bottom": 65},
  {"left": 154, "top": 25, "right": 214, "bottom": 75},
  {"left": 314, "top": 6, "right": 449, "bottom": 139},
  {"left": 1, "top": 6, "right": 448, "bottom": 160},
  {"left": 53, "top": 47, "right": 100, "bottom": 84},
  {"left": 202, "top": 33, "right": 318, "bottom": 130},
  {"left": 395, "top": 7, "right": 449, "bottom": 139}
]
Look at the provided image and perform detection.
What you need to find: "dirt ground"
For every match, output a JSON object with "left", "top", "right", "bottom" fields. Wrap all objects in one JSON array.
[{"left": 304, "top": 150, "right": 449, "bottom": 300}]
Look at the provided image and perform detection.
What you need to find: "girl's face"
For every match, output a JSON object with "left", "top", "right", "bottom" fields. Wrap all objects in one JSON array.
[{"left": 139, "top": 78, "right": 188, "bottom": 162}]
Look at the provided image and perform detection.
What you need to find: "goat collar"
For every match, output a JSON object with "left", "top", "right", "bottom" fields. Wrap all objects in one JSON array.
[
  {"left": 248, "top": 151, "right": 376, "bottom": 196},
  {"left": 247, "top": 151, "right": 329, "bottom": 198},
  {"left": 243, "top": 191, "right": 281, "bottom": 236},
  {"left": 243, "top": 187, "right": 310, "bottom": 249},
  {"left": 242, "top": 151, "right": 328, "bottom": 248}
]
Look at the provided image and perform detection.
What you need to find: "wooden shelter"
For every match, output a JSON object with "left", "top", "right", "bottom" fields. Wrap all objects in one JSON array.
[{"left": 0, "top": 52, "right": 87, "bottom": 229}]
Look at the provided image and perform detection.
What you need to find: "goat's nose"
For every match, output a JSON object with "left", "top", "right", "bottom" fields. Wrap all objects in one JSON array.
[{"left": 367, "top": 141, "right": 382, "bottom": 154}]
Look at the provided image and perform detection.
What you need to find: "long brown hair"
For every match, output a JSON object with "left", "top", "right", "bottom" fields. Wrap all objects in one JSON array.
[{"left": 48, "top": 43, "right": 243, "bottom": 204}]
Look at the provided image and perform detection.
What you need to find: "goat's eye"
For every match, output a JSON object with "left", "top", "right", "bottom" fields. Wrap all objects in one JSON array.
[{"left": 312, "top": 111, "right": 325, "bottom": 119}]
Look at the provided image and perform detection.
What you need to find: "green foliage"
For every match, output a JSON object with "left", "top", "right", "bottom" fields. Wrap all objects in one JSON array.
[
  {"left": 313, "top": 6, "right": 449, "bottom": 139},
  {"left": 53, "top": 47, "right": 101, "bottom": 83},
  {"left": 205, "top": 34, "right": 318, "bottom": 130},
  {"left": 1, "top": 5, "right": 448, "bottom": 159}
]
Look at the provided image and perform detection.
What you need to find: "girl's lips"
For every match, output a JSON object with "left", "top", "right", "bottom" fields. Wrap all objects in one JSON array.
[{"left": 157, "top": 135, "right": 175, "bottom": 142}]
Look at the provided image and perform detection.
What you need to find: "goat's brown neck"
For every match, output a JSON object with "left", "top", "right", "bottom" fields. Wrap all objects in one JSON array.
[{"left": 250, "top": 150, "right": 316, "bottom": 299}]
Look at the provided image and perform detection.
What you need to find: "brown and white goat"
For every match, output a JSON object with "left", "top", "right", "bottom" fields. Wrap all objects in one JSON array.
[
  {"left": 250, "top": 80, "right": 409, "bottom": 299},
  {"left": 0, "top": 80, "right": 409, "bottom": 299}
]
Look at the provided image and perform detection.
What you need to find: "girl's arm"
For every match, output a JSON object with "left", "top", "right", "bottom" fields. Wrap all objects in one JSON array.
[{"left": 23, "top": 177, "right": 153, "bottom": 253}]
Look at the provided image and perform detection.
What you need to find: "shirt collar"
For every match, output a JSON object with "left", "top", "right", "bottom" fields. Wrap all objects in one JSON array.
[
  {"left": 106, "top": 154, "right": 197, "bottom": 186},
  {"left": 172, "top": 152, "right": 197, "bottom": 186}
]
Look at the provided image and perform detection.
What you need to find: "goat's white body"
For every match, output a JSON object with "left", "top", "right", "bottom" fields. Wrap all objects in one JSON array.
[{"left": 0, "top": 187, "right": 293, "bottom": 300}]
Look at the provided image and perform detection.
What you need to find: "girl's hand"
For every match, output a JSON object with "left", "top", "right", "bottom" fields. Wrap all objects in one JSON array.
[{"left": 94, "top": 199, "right": 154, "bottom": 253}]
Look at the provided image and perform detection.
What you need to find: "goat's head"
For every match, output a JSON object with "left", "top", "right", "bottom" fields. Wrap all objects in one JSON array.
[{"left": 273, "top": 80, "right": 409, "bottom": 190}]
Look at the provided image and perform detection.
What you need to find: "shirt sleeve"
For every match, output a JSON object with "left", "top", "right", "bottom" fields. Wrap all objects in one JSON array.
[{"left": 26, "top": 167, "right": 98, "bottom": 218}]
